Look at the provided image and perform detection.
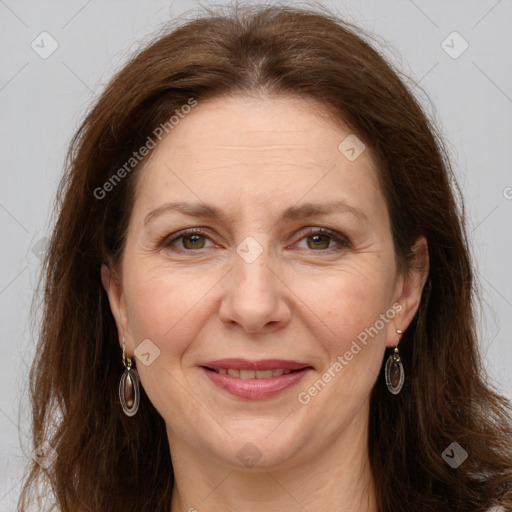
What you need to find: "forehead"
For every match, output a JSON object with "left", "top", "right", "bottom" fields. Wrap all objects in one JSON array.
[
  {"left": 146, "top": 94, "right": 360, "bottom": 168},
  {"left": 131, "top": 94, "right": 385, "bottom": 225}
]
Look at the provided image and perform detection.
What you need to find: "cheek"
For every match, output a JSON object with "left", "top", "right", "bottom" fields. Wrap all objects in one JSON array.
[
  {"left": 122, "top": 259, "right": 223, "bottom": 358},
  {"left": 296, "top": 259, "right": 397, "bottom": 396},
  {"left": 306, "top": 261, "right": 396, "bottom": 335},
  {"left": 120, "top": 264, "right": 221, "bottom": 421}
]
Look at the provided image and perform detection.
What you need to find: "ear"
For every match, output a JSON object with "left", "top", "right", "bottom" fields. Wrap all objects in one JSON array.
[
  {"left": 386, "top": 236, "right": 429, "bottom": 347},
  {"left": 101, "top": 263, "right": 128, "bottom": 352}
]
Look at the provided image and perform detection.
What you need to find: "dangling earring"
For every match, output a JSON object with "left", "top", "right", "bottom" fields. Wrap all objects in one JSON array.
[
  {"left": 119, "top": 338, "right": 140, "bottom": 416},
  {"left": 385, "top": 329, "right": 405, "bottom": 395}
]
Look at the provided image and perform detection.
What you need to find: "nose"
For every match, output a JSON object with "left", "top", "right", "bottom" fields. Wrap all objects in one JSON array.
[{"left": 218, "top": 241, "right": 292, "bottom": 334}]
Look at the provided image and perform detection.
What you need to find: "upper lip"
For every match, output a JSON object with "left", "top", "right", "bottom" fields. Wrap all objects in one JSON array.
[{"left": 200, "top": 358, "right": 312, "bottom": 371}]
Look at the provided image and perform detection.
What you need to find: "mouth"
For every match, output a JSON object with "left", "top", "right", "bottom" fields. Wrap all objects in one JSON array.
[
  {"left": 199, "top": 359, "right": 313, "bottom": 399},
  {"left": 203, "top": 367, "right": 305, "bottom": 379}
]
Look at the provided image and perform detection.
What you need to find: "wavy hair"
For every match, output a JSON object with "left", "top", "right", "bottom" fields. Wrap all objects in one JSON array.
[{"left": 19, "top": 3, "right": 512, "bottom": 511}]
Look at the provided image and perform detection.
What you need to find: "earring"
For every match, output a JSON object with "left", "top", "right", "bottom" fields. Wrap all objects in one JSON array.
[
  {"left": 385, "top": 329, "right": 405, "bottom": 395},
  {"left": 118, "top": 338, "right": 140, "bottom": 416}
]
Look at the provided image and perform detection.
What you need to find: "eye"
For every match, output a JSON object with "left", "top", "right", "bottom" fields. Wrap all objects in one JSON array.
[
  {"left": 159, "top": 227, "right": 350, "bottom": 254},
  {"left": 294, "top": 227, "right": 350, "bottom": 252},
  {"left": 160, "top": 228, "right": 215, "bottom": 251}
]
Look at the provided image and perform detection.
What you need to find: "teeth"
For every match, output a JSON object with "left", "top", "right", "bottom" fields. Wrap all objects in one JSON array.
[
  {"left": 256, "top": 370, "right": 273, "bottom": 379},
  {"left": 212, "top": 368, "right": 293, "bottom": 378}
]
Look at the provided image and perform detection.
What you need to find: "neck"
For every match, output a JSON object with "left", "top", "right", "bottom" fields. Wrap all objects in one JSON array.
[{"left": 169, "top": 401, "right": 377, "bottom": 512}]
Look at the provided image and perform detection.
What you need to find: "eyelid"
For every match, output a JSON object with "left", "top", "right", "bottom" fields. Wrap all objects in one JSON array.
[
  {"left": 159, "top": 226, "right": 351, "bottom": 252},
  {"left": 159, "top": 227, "right": 215, "bottom": 249}
]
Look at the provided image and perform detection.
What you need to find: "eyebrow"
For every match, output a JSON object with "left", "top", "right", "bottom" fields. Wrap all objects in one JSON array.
[{"left": 144, "top": 200, "right": 368, "bottom": 226}]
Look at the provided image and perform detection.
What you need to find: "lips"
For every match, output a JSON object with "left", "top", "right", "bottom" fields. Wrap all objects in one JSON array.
[{"left": 199, "top": 358, "right": 313, "bottom": 399}]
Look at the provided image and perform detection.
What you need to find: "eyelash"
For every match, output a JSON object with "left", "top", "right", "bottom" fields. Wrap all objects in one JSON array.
[{"left": 159, "top": 227, "right": 351, "bottom": 254}]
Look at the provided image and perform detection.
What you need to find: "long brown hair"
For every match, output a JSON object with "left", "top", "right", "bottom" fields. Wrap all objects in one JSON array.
[{"left": 19, "top": 3, "right": 512, "bottom": 511}]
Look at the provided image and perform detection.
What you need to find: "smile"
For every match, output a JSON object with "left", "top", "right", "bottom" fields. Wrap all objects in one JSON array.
[
  {"left": 199, "top": 359, "right": 313, "bottom": 399},
  {"left": 207, "top": 368, "right": 297, "bottom": 378}
]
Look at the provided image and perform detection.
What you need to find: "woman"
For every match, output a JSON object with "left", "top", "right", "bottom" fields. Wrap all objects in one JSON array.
[{"left": 18, "top": 3, "right": 512, "bottom": 511}]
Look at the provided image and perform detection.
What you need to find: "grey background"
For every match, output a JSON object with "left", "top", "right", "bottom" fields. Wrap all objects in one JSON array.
[{"left": 1, "top": 0, "right": 511, "bottom": 508}]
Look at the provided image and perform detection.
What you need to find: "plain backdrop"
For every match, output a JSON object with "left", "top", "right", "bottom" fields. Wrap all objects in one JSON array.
[{"left": 1, "top": 0, "right": 511, "bottom": 508}]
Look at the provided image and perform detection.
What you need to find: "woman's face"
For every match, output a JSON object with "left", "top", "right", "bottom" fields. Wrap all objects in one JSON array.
[{"left": 103, "top": 94, "right": 425, "bottom": 470}]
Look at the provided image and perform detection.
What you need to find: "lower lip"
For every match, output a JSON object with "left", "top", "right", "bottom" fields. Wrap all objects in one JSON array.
[{"left": 201, "top": 367, "right": 312, "bottom": 400}]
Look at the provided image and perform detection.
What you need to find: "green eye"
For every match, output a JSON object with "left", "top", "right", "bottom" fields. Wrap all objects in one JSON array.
[
  {"left": 181, "top": 233, "right": 206, "bottom": 250},
  {"left": 160, "top": 227, "right": 350, "bottom": 254},
  {"left": 160, "top": 228, "right": 213, "bottom": 251},
  {"left": 297, "top": 228, "right": 350, "bottom": 252},
  {"left": 306, "top": 233, "right": 332, "bottom": 250}
]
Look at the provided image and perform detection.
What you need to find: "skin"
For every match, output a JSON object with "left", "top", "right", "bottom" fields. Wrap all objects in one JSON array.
[{"left": 101, "top": 94, "right": 429, "bottom": 512}]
